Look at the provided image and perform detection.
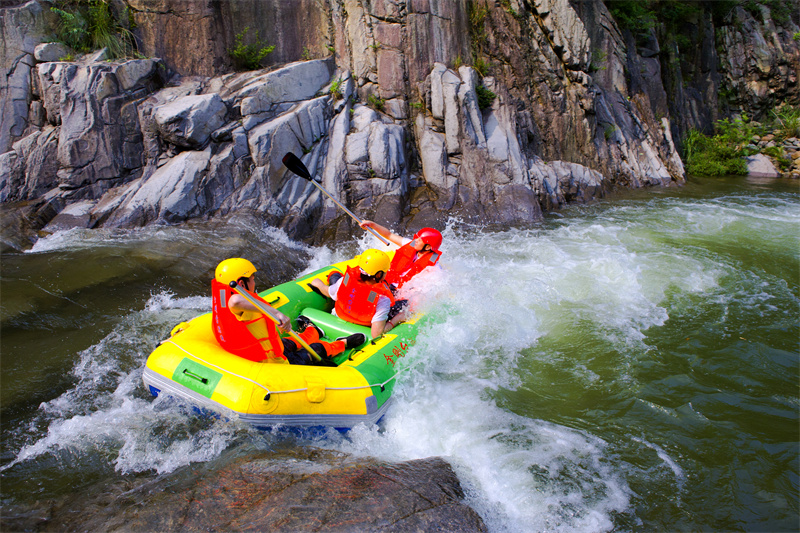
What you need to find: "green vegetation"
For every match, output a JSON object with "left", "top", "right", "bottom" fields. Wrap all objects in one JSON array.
[
  {"left": 604, "top": 1, "right": 795, "bottom": 54},
  {"left": 608, "top": 0, "right": 795, "bottom": 30},
  {"left": 49, "top": 0, "right": 136, "bottom": 58},
  {"left": 741, "top": 0, "right": 793, "bottom": 26},
  {"left": 328, "top": 77, "right": 343, "bottom": 100},
  {"left": 467, "top": 1, "right": 491, "bottom": 76},
  {"left": 367, "top": 94, "right": 385, "bottom": 112},
  {"left": 475, "top": 84, "right": 496, "bottom": 110},
  {"left": 684, "top": 106, "right": 799, "bottom": 176},
  {"left": 771, "top": 105, "right": 800, "bottom": 139},
  {"left": 590, "top": 49, "right": 608, "bottom": 72},
  {"left": 684, "top": 122, "right": 750, "bottom": 176},
  {"left": 229, "top": 27, "right": 275, "bottom": 71},
  {"left": 473, "top": 54, "right": 490, "bottom": 76}
]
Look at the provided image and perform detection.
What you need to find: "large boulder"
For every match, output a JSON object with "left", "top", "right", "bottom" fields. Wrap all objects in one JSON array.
[
  {"left": 154, "top": 93, "right": 227, "bottom": 149},
  {"left": 106, "top": 148, "right": 213, "bottom": 226},
  {"left": 19, "top": 448, "right": 487, "bottom": 532},
  {"left": 746, "top": 153, "right": 780, "bottom": 178},
  {"left": 34, "top": 58, "right": 165, "bottom": 191}
]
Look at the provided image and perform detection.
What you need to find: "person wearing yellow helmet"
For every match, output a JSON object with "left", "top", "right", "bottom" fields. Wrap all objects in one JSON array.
[
  {"left": 358, "top": 220, "right": 442, "bottom": 289},
  {"left": 212, "top": 258, "right": 362, "bottom": 364},
  {"left": 310, "top": 249, "right": 410, "bottom": 339}
]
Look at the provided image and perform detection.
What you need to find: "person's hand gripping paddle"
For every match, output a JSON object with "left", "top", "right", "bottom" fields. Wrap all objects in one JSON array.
[{"left": 228, "top": 281, "right": 322, "bottom": 362}]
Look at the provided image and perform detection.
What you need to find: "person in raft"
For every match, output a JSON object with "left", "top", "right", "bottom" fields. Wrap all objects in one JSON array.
[
  {"left": 358, "top": 221, "right": 442, "bottom": 290},
  {"left": 310, "top": 249, "right": 409, "bottom": 339},
  {"left": 212, "top": 258, "right": 365, "bottom": 365}
]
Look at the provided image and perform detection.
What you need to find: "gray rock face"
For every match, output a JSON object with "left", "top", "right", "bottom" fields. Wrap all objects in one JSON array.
[
  {"left": 33, "top": 42, "right": 69, "bottom": 63},
  {"left": 0, "top": 0, "right": 50, "bottom": 154},
  {"left": 2, "top": 0, "right": 794, "bottom": 252},
  {"left": 154, "top": 93, "right": 227, "bottom": 149}
]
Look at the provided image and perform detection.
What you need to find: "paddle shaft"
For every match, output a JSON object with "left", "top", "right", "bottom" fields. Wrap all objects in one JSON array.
[
  {"left": 282, "top": 153, "right": 391, "bottom": 246},
  {"left": 228, "top": 282, "right": 322, "bottom": 362}
]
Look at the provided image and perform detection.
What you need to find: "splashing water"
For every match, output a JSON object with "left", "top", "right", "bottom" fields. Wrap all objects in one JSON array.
[{"left": 1, "top": 181, "right": 798, "bottom": 532}]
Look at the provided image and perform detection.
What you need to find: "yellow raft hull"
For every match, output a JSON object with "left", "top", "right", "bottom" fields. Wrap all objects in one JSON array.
[{"left": 142, "top": 255, "right": 418, "bottom": 428}]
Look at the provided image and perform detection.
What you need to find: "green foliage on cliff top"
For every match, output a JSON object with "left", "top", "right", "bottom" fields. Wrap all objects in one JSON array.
[
  {"left": 50, "top": 0, "right": 136, "bottom": 59},
  {"left": 606, "top": 0, "right": 796, "bottom": 34},
  {"left": 229, "top": 27, "right": 275, "bottom": 71}
]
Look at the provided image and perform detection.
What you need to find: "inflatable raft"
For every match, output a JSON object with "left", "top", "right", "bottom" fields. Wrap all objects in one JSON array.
[{"left": 142, "top": 254, "right": 419, "bottom": 429}]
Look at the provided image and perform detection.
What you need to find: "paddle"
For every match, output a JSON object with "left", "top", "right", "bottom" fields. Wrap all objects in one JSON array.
[
  {"left": 282, "top": 152, "right": 391, "bottom": 246},
  {"left": 228, "top": 281, "right": 322, "bottom": 362}
]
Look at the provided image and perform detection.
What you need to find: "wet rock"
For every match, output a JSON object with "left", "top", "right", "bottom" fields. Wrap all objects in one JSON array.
[{"left": 27, "top": 447, "right": 486, "bottom": 533}]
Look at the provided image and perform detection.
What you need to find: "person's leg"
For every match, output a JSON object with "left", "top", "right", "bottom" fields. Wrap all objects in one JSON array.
[
  {"left": 281, "top": 338, "right": 312, "bottom": 365},
  {"left": 286, "top": 331, "right": 347, "bottom": 359}
]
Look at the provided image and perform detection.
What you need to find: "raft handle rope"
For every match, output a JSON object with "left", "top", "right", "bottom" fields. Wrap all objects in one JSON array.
[
  {"left": 161, "top": 338, "right": 415, "bottom": 399},
  {"left": 183, "top": 369, "right": 209, "bottom": 384}
]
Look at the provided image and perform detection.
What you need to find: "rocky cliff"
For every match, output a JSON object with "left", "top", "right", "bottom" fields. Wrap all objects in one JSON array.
[{"left": 1, "top": 0, "right": 798, "bottom": 251}]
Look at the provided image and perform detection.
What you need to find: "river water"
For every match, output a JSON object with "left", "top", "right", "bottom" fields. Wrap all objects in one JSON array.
[{"left": 1, "top": 177, "right": 798, "bottom": 532}]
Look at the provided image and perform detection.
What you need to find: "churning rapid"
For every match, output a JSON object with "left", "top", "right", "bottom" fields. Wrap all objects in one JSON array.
[{"left": 1, "top": 178, "right": 798, "bottom": 532}]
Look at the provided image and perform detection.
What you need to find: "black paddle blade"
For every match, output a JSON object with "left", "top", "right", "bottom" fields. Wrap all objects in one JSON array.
[{"left": 282, "top": 152, "right": 314, "bottom": 181}]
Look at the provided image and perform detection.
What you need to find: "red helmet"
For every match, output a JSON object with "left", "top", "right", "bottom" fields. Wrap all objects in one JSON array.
[{"left": 413, "top": 227, "right": 442, "bottom": 253}]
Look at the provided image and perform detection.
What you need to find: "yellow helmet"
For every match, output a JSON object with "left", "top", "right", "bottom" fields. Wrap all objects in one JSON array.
[
  {"left": 358, "top": 249, "right": 390, "bottom": 277},
  {"left": 215, "top": 258, "right": 257, "bottom": 285}
]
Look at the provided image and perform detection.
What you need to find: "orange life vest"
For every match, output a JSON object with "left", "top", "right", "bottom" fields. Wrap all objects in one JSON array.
[
  {"left": 334, "top": 266, "right": 396, "bottom": 326},
  {"left": 384, "top": 242, "right": 441, "bottom": 288},
  {"left": 211, "top": 279, "right": 287, "bottom": 363}
]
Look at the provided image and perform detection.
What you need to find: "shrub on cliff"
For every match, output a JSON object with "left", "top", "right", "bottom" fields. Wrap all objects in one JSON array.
[
  {"left": 50, "top": 0, "right": 136, "bottom": 59},
  {"left": 229, "top": 27, "right": 275, "bottom": 71}
]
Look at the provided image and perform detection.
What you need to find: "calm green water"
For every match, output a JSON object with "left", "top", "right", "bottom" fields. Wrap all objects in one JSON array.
[{"left": 1, "top": 177, "right": 798, "bottom": 532}]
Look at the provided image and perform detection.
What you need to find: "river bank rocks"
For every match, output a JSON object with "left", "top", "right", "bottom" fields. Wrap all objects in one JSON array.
[
  {"left": 4, "top": 447, "right": 487, "bottom": 532},
  {"left": 1, "top": 0, "right": 798, "bottom": 252},
  {"left": 747, "top": 134, "right": 800, "bottom": 178}
]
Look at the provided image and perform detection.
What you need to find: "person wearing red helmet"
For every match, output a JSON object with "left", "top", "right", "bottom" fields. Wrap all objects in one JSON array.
[{"left": 358, "top": 220, "right": 443, "bottom": 289}]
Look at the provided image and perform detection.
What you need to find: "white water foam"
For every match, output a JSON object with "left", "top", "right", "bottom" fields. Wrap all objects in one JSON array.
[
  {"left": 3, "top": 290, "right": 223, "bottom": 475},
  {"left": 8, "top": 192, "right": 797, "bottom": 531}
]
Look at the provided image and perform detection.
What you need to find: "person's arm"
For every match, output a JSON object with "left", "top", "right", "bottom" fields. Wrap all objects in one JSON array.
[
  {"left": 370, "top": 320, "right": 386, "bottom": 339},
  {"left": 228, "top": 294, "right": 292, "bottom": 331},
  {"left": 360, "top": 220, "right": 405, "bottom": 247},
  {"left": 310, "top": 278, "right": 331, "bottom": 298},
  {"left": 370, "top": 295, "right": 392, "bottom": 338}
]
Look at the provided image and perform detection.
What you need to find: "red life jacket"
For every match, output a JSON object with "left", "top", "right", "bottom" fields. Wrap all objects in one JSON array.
[
  {"left": 211, "top": 279, "right": 286, "bottom": 363},
  {"left": 334, "top": 266, "right": 395, "bottom": 326},
  {"left": 385, "top": 242, "right": 441, "bottom": 288}
]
